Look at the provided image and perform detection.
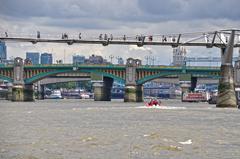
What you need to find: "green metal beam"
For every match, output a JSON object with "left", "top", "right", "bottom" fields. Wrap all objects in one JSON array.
[
  {"left": 24, "top": 69, "right": 125, "bottom": 84},
  {"left": 137, "top": 72, "right": 220, "bottom": 85},
  {"left": 0, "top": 75, "right": 13, "bottom": 83},
  {"left": 24, "top": 69, "right": 73, "bottom": 84}
]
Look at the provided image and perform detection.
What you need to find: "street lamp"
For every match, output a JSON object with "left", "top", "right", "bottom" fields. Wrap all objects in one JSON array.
[
  {"left": 145, "top": 56, "right": 150, "bottom": 65},
  {"left": 109, "top": 55, "right": 114, "bottom": 64}
]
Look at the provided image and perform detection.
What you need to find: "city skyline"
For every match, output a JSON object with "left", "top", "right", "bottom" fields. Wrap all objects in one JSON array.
[{"left": 0, "top": 0, "right": 240, "bottom": 64}]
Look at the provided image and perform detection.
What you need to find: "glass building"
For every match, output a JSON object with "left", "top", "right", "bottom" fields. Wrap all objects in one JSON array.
[
  {"left": 0, "top": 42, "right": 7, "bottom": 60},
  {"left": 73, "top": 55, "right": 85, "bottom": 64},
  {"left": 172, "top": 46, "right": 187, "bottom": 66},
  {"left": 26, "top": 52, "right": 40, "bottom": 64},
  {"left": 41, "top": 53, "right": 53, "bottom": 64}
]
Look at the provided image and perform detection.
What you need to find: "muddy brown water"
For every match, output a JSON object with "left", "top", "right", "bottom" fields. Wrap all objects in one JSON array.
[{"left": 0, "top": 99, "right": 239, "bottom": 159}]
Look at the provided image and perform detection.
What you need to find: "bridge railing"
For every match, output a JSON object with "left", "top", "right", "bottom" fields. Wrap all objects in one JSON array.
[{"left": 1, "top": 30, "right": 240, "bottom": 47}]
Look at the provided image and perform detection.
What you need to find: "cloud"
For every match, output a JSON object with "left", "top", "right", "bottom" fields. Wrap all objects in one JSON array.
[
  {"left": 2, "top": 0, "right": 239, "bottom": 25},
  {"left": 0, "top": 0, "right": 240, "bottom": 65},
  {"left": 138, "top": 0, "right": 240, "bottom": 21},
  {"left": 129, "top": 45, "right": 152, "bottom": 51}
]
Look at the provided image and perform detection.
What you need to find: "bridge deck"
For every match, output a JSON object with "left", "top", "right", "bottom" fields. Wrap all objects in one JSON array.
[{"left": 1, "top": 37, "right": 240, "bottom": 48}]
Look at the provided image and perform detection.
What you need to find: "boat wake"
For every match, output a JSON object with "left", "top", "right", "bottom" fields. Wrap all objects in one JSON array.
[{"left": 136, "top": 105, "right": 186, "bottom": 110}]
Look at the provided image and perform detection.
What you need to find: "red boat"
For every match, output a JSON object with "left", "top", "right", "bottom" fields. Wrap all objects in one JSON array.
[{"left": 146, "top": 99, "right": 161, "bottom": 107}]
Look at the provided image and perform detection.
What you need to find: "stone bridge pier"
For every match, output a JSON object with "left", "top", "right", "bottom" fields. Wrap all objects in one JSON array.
[
  {"left": 124, "top": 58, "right": 143, "bottom": 102},
  {"left": 93, "top": 77, "right": 113, "bottom": 101},
  {"left": 11, "top": 57, "right": 34, "bottom": 102}
]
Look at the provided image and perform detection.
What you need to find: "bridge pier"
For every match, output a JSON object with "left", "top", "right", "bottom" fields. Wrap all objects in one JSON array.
[
  {"left": 11, "top": 84, "right": 34, "bottom": 102},
  {"left": 124, "top": 58, "right": 143, "bottom": 102},
  {"left": 12, "top": 85, "right": 24, "bottom": 101},
  {"left": 11, "top": 57, "right": 34, "bottom": 102},
  {"left": 93, "top": 77, "right": 113, "bottom": 101},
  {"left": 217, "top": 64, "right": 237, "bottom": 107},
  {"left": 124, "top": 85, "right": 143, "bottom": 102},
  {"left": 217, "top": 31, "right": 237, "bottom": 108},
  {"left": 23, "top": 84, "right": 34, "bottom": 101},
  {"left": 190, "top": 77, "right": 197, "bottom": 92}
]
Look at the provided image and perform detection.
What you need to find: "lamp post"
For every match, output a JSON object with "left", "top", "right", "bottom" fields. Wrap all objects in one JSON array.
[
  {"left": 145, "top": 56, "right": 149, "bottom": 65},
  {"left": 109, "top": 55, "right": 114, "bottom": 64}
]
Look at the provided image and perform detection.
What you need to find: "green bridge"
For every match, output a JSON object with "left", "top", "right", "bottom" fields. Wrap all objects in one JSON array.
[{"left": 0, "top": 57, "right": 220, "bottom": 102}]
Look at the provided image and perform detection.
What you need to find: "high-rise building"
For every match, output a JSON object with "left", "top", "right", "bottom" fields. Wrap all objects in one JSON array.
[
  {"left": 26, "top": 52, "right": 40, "bottom": 64},
  {"left": 0, "top": 42, "right": 7, "bottom": 60},
  {"left": 73, "top": 55, "right": 85, "bottom": 64},
  {"left": 88, "top": 54, "right": 104, "bottom": 64},
  {"left": 41, "top": 53, "right": 53, "bottom": 64},
  {"left": 117, "top": 57, "right": 124, "bottom": 65},
  {"left": 172, "top": 46, "right": 187, "bottom": 66}
]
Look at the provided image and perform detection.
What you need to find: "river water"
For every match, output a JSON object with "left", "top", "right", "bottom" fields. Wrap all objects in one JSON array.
[{"left": 0, "top": 99, "right": 239, "bottom": 159}]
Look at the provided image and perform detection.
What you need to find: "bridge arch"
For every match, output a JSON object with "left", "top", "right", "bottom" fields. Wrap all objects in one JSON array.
[
  {"left": 0, "top": 75, "right": 13, "bottom": 83},
  {"left": 89, "top": 70, "right": 125, "bottom": 83},
  {"left": 24, "top": 69, "right": 125, "bottom": 84},
  {"left": 137, "top": 72, "right": 220, "bottom": 85}
]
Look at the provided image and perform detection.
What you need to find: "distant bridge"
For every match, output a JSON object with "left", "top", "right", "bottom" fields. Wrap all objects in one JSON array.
[
  {"left": 0, "top": 64, "right": 220, "bottom": 85},
  {"left": 0, "top": 61, "right": 221, "bottom": 102}
]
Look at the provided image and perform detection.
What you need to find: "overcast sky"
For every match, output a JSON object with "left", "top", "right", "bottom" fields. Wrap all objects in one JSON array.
[{"left": 0, "top": 0, "right": 239, "bottom": 64}]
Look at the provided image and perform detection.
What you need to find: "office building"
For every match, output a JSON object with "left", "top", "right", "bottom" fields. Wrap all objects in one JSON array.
[
  {"left": 88, "top": 54, "right": 104, "bottom": 64},
  {"left": 0, "top": 42, "right": 7, "bottom": 60},
  {"left": 73, "top": 55, "right": 85, "bottom": 64},
  {"left": 172, "top": 46, "right": 187, "bottom": 66},
  {"left": 117, "top": 57, "right": 124, "bottom": 65},
  {"left": 26, "top": 52, "right": 40, "bottom": 64},
  {"left": 41, "top": 53, "right": 53, "bottom": 64}
]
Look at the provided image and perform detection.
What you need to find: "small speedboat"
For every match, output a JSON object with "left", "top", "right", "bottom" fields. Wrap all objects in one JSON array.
[{"left": 145, "top": 99, "right": 161, "bottom": 107}]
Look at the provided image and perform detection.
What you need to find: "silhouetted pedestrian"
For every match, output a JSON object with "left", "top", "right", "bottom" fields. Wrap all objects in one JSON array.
[
  {"left": 123, "top": 35, "right": 126, "bottom": 41},
  {"left": 79, "top": 33, "right": 81, "bottom": 39},
  {"left": 37, "top": 31, "right": 40, "bottom": 38},
  {"left": 99, "top": 34, "right": 103, "bottom": 40},
  {"left": 162, "top": 35, "right": 167, "bottom": 42},
  {"left": 104, "top": 34, "right": 107, "bottom": 40},
  {"left": 63, "top": 33, "right": 68, "bottom": 39},
  {"left": 110, "top": 34, "right": 113, "bottom": 40},
  {"left": 148, "top": 35, "right": 153, "bottom": 41}
]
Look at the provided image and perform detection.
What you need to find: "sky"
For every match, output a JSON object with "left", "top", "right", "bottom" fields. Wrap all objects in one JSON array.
[{"left": 0, "top": 0, "right": 240, "bottom": 65}]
